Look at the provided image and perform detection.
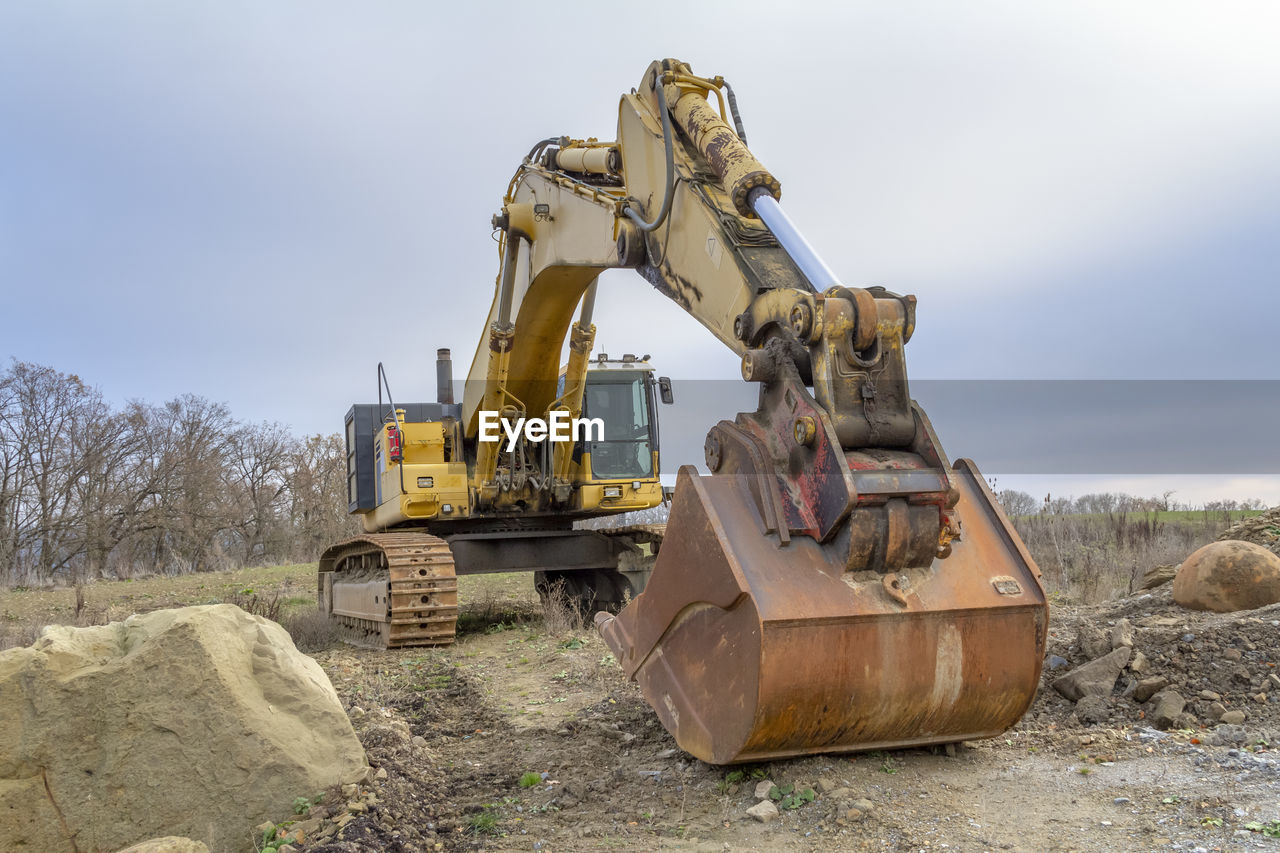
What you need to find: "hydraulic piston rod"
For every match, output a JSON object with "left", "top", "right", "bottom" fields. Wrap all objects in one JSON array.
[
  {"left": 748, "top": 186, "right": 840, "bottom": 292},
  {"left": 662, "top": 65, "right": 839, "bottom": 293}
]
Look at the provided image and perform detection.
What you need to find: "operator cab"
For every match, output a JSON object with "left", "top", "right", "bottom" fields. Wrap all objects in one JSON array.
[{"left": 571, "top": 353, "right": 673, "bottom": 484}]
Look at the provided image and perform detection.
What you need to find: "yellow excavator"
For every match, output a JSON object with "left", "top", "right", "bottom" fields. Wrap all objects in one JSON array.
[{"left": 319, "top": 59, "right": 1048, "bottom": 764}]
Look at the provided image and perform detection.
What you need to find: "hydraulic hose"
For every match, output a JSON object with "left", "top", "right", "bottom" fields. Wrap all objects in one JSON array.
[
  {"left": 723, "top": 80, "right": 747, "bottom": 146},
  {"left": 525, "top": 137, "right": 563, "bottom": 164}
]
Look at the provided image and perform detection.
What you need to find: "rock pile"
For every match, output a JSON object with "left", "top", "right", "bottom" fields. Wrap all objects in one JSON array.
[
  {"left": 1029, "top": 587, "right": 1280, "bottom": 744},
  {"left": 1218, "top": 507, "right": 1280, "bottom": 556},
  {"left": 0, "top": 605, "right": 369, "bottom": 853}
]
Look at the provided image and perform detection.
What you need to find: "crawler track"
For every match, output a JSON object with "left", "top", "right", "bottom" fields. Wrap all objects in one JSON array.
[{"left": 317, "top": 532, "right": 458, "bottom": 649}]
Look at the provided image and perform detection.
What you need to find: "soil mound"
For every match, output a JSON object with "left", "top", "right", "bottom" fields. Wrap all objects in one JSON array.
[
  {"left": 1026, "top": 586, "right": 1280, "bottom": 741},
  {"left": 1218, "top": 507, "right": 1280, "bottom": 555},
  {"left": 0, "top": 604, "right": 368, "bottom": 853}
]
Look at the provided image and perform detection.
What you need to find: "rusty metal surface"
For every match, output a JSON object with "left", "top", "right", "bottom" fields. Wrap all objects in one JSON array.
[
  {"left": 711, "top": 347, "right": 958, "bottom": 574},
  {"left": 318, "top": 532, "right": 458, "bottom": 649},
  {"left": 670, "top": 85, "right": 779, "bottom": 217},
  {"left": 597, "top": 462, "right": 1048, "bottom": 765}
]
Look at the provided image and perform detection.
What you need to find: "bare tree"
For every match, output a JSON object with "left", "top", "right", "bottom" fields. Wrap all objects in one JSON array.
[
  {"left": 2, "top": 362, "right": 109, "bottom": 581},
  {"left": 227, "top": 421, "right": 291, "bottom": 564},
  {"left": 1076, "top": 493, "right": 1118, "bottom": 514},
  {"left": 996, "top": 489, "right": 1038, "bottom": 518},
  {"left": 149, "top": 394, "right": 237, "bottom": 573},
  {"left": 285, "top": 433, "right": 358, "bottom": 560},
  {"left": 0, "top": 368, "right": 24, "bottom": 580}
]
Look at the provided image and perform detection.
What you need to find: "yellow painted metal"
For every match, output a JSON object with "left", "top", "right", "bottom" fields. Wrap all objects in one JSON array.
[
  {"left": 399, "top": 420, "right": 446, "bottom": 463},
  {"left": 555, "top": 145, "right": 618, "bottom": 175},
  {"left": 577, "top": 480, "right": 663, "bottom": 514},
  {"left": 461, "top": 201, "right": 616, "bottom": 442},
  {"left": 551, "top": 320, "right": 596, "bottom": 483},
  {"left": 473, "top": 319, "right": 517, "bottom": 494},
  {"left": 361, "top": 409, "right": 469, "bottom": 532},
  {"left": 503, "top": 202, "right": 538, "bottom": 242},
  {"left": 668, "top": 78, "right": 780, "bottom": 217}
]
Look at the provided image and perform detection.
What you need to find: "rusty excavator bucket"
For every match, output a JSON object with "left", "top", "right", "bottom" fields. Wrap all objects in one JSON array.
[{"left": 597, "top": 458, "right": 1048, "bottom": 765}]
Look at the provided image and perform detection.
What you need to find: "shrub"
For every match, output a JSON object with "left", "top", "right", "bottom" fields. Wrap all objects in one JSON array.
[{"left": 283, "top": 608, "right": 340, "bottom": 652}]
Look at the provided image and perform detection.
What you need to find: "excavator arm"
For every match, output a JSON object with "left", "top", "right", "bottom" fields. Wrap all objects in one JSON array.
[{"left": 463, "top": 59, "right": 1048, "bottom": 763}]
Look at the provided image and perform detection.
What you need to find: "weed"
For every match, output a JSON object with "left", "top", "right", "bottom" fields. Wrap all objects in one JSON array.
[
  {"left": 292, "top": 793, "right": 323, "bottom": 814},
  {"left": 1077, "top": 766, "right": 1092, "bottom": 776},
  {"left": 1200, "top": 816, "right": 1223, "bottom": 827},
  {"left": 527, "top": 801, "right": 560, "bottom": 814},
  {"left": 539, "top": 578, "right": 586, "bottom": 635},
  {"left": 260, "top": 822, "right": 282, "bottom": 850},
  {"left": 1244, "top": 820, "right": 1280, "bottom": 837},
  {"left": 768, "top": 782, "right": 816, "bottom": 810},
  {"left": 518, "top": 771, "right": 542, "bottom": 788},
  {"left": 228, "top": 589, "right": 283, "bottom": 622},
  {"left": 468, "top": 806, "right": 500, "bottom": 836}
]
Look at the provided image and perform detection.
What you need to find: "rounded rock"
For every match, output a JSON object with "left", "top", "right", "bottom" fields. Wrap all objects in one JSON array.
[{"left": 1173, "top": 540, "right": 1280, "bottom": 612}]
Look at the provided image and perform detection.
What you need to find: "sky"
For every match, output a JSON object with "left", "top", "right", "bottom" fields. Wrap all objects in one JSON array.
[{"left": 2, "top": 2, "right": 1278, "bottom": 505}]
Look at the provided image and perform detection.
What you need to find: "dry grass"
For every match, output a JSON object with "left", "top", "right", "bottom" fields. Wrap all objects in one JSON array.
[
  {"left": 454, "top": 574, "right": 540, "bottom": 636},
  {"left": 0, "top": 600, "right": 112, "bottom": 651},
  {"left": 538, "top": 577, "right": 588, "bottom": 636},
  {"left": 9, "top": 511, "right": 1222, "bottom": 655},
  {"left": 0, "top": 564, "right": 320, "bottom": 652},
  {"left": 0, "top": 619, "right": 49, "bottom": 651},
  {"left": 227, "top": 589, "right": 285, "bottom": 622},
  {"left": 282, "top": 608, "right": 341, "bottom": 652},
  {"left": 1013, "top": 511, "right": 1234, "bottom": 603}
]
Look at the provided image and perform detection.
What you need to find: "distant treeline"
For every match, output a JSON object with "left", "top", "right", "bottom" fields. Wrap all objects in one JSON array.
[
  {"left": 994, "top": 488, "right": 1267, "bottom": 518},
  {"left": 1, "top": 360, "right": 358, "bottom": 585},
  {"left": 994, "top": 486, "right": 1269, "bottom": 602}
]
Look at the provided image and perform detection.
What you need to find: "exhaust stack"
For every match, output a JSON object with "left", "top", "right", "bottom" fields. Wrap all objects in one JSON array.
[{"left": 436, "top": 348, "right": 454, "bottom": 405}]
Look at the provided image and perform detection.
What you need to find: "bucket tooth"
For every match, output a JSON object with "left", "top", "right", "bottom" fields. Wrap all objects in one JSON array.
[{"left": 598, "top": 462, "right": 1048, "bottom": 765}]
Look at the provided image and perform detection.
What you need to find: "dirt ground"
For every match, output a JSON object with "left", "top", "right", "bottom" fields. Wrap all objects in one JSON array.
[
  {"left": 5, "top": 567, "right": 1279, "bottom": 852},
  {"left": 297, "top": 576, "right": 1280, "bottom": 853}
]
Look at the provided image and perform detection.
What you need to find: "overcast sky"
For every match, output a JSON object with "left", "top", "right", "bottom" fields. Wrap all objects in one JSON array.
[{"left": 2, "top": 2, "right": 1278, "bottom": 504}]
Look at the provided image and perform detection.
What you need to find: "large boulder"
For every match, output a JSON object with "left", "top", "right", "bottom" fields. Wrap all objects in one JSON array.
[
  {"left": 0, "top": 605, "right": 367, "bottom": 853},
  {"left": 1173, "top": 540, "right": 1280, "bottom": 612}
]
